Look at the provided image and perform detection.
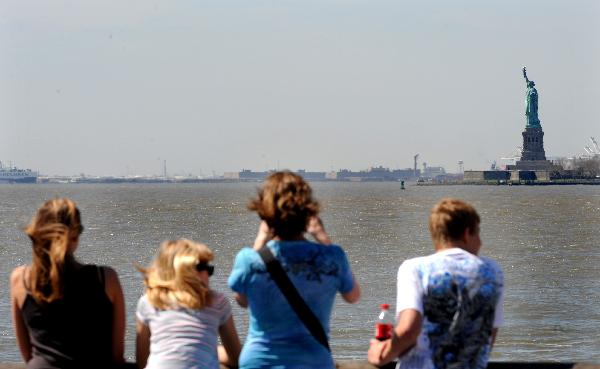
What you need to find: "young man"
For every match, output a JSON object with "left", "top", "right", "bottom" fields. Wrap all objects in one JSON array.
[{"left": 368, "top": 198, "right": 504, "bottom": 369}]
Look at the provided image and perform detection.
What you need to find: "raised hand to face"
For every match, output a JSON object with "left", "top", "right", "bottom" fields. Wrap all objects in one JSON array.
[
  {"left": 253, "top": 221, "right": 273, "bottom": 250},
  {"left": 306, "top": 216, "right": 331, "bottom": 245}
]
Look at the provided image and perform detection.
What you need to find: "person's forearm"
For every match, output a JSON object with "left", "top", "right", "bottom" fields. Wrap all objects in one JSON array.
[
  {"left": 17, "top": 335, "right": 32, "bottom": 363},
  {"left": 234, "top": 293, "right": 248, "bottom": 308},
  {"left": 383, "top": 309, "right": 421, "bottom": 362},
  {"left": 253, "top": 221, "right": 272, "bottom": 249},
  {"left": 12, "top": 296, "right": 32, "bottom": 361},
  {"left": 14, "top": 315, "right": 32, "bottom": 362},
  {"left": 219, "top": 317, "right": 241, "bottom": 367},
  {"left": 342, "top": 275, "right": 361, "bottom": 303},
  {"left": 388, "top": 331, "right": 416, "bottom": 360},
  {"left": 135, "top": 320, "right": 150, "bottom": 369},
  {"left": 491, "top": 328, "right": 498, "bottom": 350}
]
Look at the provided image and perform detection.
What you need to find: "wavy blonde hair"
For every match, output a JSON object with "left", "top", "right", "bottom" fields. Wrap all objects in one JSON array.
[
  {"left": 141, "top": 239, "right": 214, "bottom": 310},
  {"left": 26, "top": 198, "right": 83, "bottom": 303}
]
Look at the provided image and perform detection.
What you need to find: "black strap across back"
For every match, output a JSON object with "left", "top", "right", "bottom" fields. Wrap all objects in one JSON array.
[{"left": 257, "top": 246, "right": 331, "bottom": 352}]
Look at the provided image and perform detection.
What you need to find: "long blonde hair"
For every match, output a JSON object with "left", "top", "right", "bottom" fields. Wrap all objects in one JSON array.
[
  {"left": 141, "top": 239, "right": 214, "bottom": 310},
  {"left": 26, "top": 198, "right": 83, "bottom": 303}
]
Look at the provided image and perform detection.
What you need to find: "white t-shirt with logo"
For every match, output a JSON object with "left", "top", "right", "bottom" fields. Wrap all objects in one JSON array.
[{"left": 396, "top": 248, "right": 504, "bottom": 369}]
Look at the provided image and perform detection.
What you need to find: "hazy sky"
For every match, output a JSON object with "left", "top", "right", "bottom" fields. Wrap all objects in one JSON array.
[{"left": 1, "top": 0, "right": 599, "bottom": 176}]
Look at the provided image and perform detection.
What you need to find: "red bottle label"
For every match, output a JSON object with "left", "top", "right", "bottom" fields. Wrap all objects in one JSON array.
[{"left": 375, "top": 323, "right": 393, "bottom": 340}]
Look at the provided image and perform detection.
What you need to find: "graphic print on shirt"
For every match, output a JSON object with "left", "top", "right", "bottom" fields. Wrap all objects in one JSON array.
[
  {"left": 251, "top": 246, "right": 342, "bottom": 283},
  {"left": 421, "top": 260, "right": 501, "bottom": 369}
]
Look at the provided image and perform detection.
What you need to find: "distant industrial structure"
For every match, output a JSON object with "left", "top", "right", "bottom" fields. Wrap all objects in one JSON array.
[
  {"left": 582, "top": 137, "right": 600, "bottom": 159},
  {"left": 224, "top": 165, "right": 435, "bottom": 182},
  {"left": 219, "top": 152, "right": 453, "bottom": 183}
]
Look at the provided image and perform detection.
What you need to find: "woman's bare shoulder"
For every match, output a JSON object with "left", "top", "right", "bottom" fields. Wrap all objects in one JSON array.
[
  {"left": 10, "top": 265, "right": 29, "bottom": 305},
  {"left": 10, "top": 265, "right": 28, "bottom": 287},
  {"left": 99, "top": 266, "right": 123, "bottom": 303},
  {"left": 101, "top": 265, "right": 119, "bottom": 281}
]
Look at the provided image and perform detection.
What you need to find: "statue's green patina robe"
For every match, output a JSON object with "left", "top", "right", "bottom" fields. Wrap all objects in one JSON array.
[{"left": 523, "top": 67, "right": 541, "bottom": 127}]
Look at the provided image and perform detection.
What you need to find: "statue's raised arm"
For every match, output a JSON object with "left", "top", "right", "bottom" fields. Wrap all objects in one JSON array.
[{"left": 523, "top": 66, "right": 530, "bottom": 84}]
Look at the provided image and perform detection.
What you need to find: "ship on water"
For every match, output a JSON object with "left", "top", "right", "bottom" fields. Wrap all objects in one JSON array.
[{"left": 0, "top": 161, "right": 38, "bottom": 183}]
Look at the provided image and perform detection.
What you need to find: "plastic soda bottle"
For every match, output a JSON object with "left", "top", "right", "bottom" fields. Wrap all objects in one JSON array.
[{"left": 375, "top": 303, "right": 394, "bottom": 341}]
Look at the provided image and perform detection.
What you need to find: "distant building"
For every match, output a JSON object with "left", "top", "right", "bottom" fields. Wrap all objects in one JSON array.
[
  {"left": 227, "top": 169, "right": 327, "bottom": 182},
  {"left": 223, "top": 165, "right": 426, "bottom": 182},
  {"left": 227, "top": 166, "right": 421, "bottom": 182},
  {"left": 422, "top": 165, "right": 446, "bottom": 179},
  {"left": 391, "top": 168, "right": 418, "bottom": 180},
  {"left": 239, "top": 169, "right": 270, "bottom": 181},
  {"left": 336, "top": 166, "right": 420, "bottom": 181},
  {"left": 463, "top": 171, "right": 511, "bottom": 182},
  {"left": 223, "top": 172, "right": 241, "bottom": 179},
  {"left": 296, "top": 169, "right": 326, "bottom": 181}
]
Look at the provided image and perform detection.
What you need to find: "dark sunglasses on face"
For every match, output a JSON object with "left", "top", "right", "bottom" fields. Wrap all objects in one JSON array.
[{"left": 196, "top": 262, "right": 214, "bottom": 276}]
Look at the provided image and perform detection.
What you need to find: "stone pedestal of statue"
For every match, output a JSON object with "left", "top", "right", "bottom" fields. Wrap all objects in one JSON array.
[
  {"left": 515, "top": 126, "right": 553, "bottom": 170},
  {"left": 520, "top": 126, "right": 546, "bottom": 161},
  {"left": 514, "top": 161, "right": 553, "bottom": 170}
]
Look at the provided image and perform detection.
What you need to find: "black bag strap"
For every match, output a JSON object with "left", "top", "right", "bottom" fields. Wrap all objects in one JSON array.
[{"left": 257, "top": 246, "right": 331, "bottom": 352}]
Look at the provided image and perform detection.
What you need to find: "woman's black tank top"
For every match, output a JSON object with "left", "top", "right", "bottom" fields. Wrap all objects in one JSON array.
[{"left": 21, "top": 264, "right": 115, "bottom": 369}]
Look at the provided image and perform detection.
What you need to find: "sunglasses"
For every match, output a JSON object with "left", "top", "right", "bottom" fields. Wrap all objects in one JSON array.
[{"left": 196, "top": 262, "right": 214, "bottom": 276}]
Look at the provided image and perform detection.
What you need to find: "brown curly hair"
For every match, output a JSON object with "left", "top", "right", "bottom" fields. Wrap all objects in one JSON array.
[{"left": 248, "top": 171, "right": 320, "bottom": 239}]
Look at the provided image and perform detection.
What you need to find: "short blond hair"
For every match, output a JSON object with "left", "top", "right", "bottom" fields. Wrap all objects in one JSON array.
[
  {"left": 429, "top": 198, "right": 480, "bottom": 246},
  {"left": 141, "top": 239, "right": 214, "bottom": 310}
]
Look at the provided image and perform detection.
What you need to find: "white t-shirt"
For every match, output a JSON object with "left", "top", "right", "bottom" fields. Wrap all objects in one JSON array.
[
  {"left": 136, "top": 291, "right": 232, "bottom": 369},
  {"left": 396, "top": 248, "right": 504, "bottom": 369}
]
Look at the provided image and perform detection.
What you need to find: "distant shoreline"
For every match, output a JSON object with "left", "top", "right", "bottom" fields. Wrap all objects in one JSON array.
[
  {"left": 2, "top": 178, "right": 599, "bottom": 185},
  {"left": 418, "top": 179, "right": 600, "bottom": 186}
]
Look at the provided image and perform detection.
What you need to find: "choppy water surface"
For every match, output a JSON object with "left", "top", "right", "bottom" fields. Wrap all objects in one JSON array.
[{"left": 1, "top": 183, "right": 599, "bottom": 362}]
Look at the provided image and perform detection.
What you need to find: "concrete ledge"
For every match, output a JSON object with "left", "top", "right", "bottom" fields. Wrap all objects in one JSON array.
[
  {"left": 1, "top": 362, "right": 599, "bottom": 369},
  {"left": 338, "top": 363, "right": 600, "bottom": 369}
]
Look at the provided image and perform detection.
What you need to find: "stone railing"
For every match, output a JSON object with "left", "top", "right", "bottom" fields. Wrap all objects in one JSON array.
[
  {"left": 336, "top": 363, "right": 600, "bottom": 369},
  {"left": 1, "top": 362, "right": 600, "bottom": 369}
]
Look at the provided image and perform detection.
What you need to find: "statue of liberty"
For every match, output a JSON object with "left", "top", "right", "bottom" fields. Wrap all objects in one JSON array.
[{"left": 522, "top": 67, "right": 541, "bottom": 127}]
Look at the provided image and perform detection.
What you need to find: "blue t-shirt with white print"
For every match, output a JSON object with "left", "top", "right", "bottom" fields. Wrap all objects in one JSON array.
[{"left": 228, "top": 240, "right": 355, "bottom": 369}]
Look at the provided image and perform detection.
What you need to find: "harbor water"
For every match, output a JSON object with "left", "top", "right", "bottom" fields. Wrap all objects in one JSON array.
[{"left": 1, "top": 183, "right": 599, "bottom": 362}]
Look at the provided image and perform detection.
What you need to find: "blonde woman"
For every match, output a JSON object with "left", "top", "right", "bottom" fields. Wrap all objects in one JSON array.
[
  {"left": 10, "top": 198, "right": 126, "bottom": 369},
  {"left": 136, "top": 239, "right": 241, "bottom": 369}
]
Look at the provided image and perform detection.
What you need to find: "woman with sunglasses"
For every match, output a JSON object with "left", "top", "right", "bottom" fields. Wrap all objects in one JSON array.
[
  {"left": 136, "top": 239, "right": 241, "bottom": 369},
  {"left": 10, "top": 198, "right": 127, "bottom": 369}
]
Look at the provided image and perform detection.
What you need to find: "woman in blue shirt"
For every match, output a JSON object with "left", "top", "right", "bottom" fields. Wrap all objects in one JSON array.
[{"left": 228, "top": 171, "right": 361, "bottom": 369}]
